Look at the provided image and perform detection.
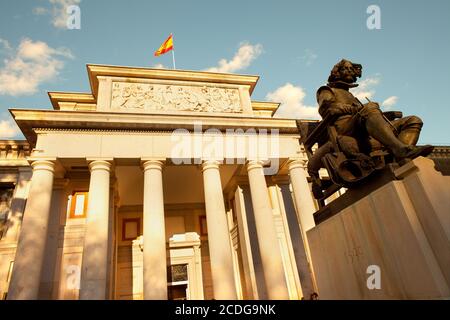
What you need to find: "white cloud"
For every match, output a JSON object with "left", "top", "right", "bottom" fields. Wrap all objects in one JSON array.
[
  {"left": 350, "top": 76, "right": 380, "bottom": 101},
  {"left": 33, "top": 0, "right": 81, "bottom": 29},
  {"left": 382, "top": 96, "right": 398, "bottom": 110},
  {"left": 350, "top": 75, "right": 400, "bottom": 110},
  {"left": 0, "top": 38, "right": 74, "bottom": 96},
  {"left": 0, "top": 119, "right": 20, "bottom": 139},
  {"left": 268, "top": 83, "right": 320, "bottom": 120},
  {"left": 205, "top": 42, "right": 262, "bottom": 73},
  {"left": 300, "top": 49, "right": 318, "bottom": 66}
]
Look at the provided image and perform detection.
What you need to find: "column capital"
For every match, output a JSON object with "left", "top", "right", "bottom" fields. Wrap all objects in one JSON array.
[
  {"left": 201, "top": 160, "right": 222, "bottom": 172},
  {"left": 87, "top": 159, "right": 113, "bottom": 172},
  {"left": 27, "top": 157, "right": 57, "bottom": 162},
  {"left": 30, "top": 159, "right": 56, "bottom": 173},
  {"left": 246, "top": 159, "right": 265, "bottom": 172},
  {"left": 287, "top": 158, "right": 308, "bottom": 171},
  {"left": 141, "top": 159, "right": 165, "bottom": 171}
]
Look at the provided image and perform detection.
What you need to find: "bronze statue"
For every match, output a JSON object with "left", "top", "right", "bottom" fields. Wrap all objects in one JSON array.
[{"left": 297, "top": 59, "right": 433, "bottom": 202}]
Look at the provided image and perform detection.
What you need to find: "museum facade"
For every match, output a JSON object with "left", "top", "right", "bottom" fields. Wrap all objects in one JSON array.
[{"left": 0, "top": 65, "right": 448, "bottom": 300}]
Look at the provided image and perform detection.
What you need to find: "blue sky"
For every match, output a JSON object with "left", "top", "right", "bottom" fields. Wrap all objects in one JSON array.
[{"left": 1, "top": 0, "right": 449, "bottom": 144}]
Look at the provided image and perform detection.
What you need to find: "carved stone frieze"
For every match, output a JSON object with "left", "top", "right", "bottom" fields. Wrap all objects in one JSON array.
[{"left": 111, "top": 82, "right": 242, "bottom": 113}]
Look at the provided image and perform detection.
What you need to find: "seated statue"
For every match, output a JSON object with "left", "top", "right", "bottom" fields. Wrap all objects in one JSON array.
[{"left": 297, "top": 59, "right": 433, "bottom": 201}]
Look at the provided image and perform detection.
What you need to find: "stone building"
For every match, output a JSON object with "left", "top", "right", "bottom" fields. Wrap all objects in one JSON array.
[{"left": 0, "top": 65, "right": 448, "bottom": 300}]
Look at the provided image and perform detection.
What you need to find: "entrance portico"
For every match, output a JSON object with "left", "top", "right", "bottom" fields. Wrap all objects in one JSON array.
[{"left": 4, "top": 65, "right": 317, "bottom": 300}]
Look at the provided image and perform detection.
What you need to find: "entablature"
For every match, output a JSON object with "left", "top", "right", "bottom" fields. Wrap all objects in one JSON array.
[{"left": 10, "top": 108, "right": 306, "bottom": 146}]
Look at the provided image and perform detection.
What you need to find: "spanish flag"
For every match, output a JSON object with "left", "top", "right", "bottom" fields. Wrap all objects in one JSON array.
[{"left": 154, "top": 34, "right": 174, "bottom": 56}]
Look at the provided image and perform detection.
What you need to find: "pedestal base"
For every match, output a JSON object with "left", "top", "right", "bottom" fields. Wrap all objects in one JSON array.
[{"left": 307, "top": 157, "right": 450, "bottom": 299}]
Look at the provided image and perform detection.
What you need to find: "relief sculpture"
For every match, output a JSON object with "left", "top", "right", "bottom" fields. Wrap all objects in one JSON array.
[{"left": 111, "top": 82, "right": 242, "bottom": 113}]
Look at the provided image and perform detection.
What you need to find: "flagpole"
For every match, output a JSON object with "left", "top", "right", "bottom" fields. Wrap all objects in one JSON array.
[
  {"left": 172, "top": 49, "right": 176, "bottom": 70},
  {"left": 171, "top": 33, "right": 176, "bottom": 69}
]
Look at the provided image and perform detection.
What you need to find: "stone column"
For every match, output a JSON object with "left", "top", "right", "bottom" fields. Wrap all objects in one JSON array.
[
  {"left": 3, "top": 167, "right": 32, "bottom": 242},
  {"left": 79, "top": 159, "right": 112, "bottom": 300},
  {"left": 246, "top": 160, "right": 289, "bottom": 300},
  {"left": 142, "top": 159, "right": 167, "bottom": 300},
  {"left": 287, "top": 159, "right": 318, "bottom": 298},
  {"left": 202, "top": 160, "right": 237, "bottom": 300},
  {"left": 7, "top": 159, "right": 55, "bottom": 300},
  {"left": 40, "top": 179, "right": 69, "bottom": 299},
  {"left": 288, "top": 159, "right": 316, "bottom": 238}
]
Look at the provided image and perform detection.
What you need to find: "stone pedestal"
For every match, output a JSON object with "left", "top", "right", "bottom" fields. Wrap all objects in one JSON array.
[{"left": 307, "top": 157, "right": 450, "bottom": 299}]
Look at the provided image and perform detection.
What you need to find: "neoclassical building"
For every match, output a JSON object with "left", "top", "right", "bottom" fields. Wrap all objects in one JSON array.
[{"left": 0, "top": 65, "right": 448, "bottom": 300}]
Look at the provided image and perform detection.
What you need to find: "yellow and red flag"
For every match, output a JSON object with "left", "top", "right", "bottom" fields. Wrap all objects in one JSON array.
[{"left": 154, "top": 34, "right": 174, "bottom": 56}]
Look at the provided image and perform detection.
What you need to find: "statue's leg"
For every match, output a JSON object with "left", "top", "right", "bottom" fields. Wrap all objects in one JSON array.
[
  {"left": 360, "top": 105, "right": 408, "bottom": 155},
  {"left": 392, "top": 116, "right": 423, "bottom": 146},
  {"left": 360, "top": 105, "right": 432, "bottom": 160}
]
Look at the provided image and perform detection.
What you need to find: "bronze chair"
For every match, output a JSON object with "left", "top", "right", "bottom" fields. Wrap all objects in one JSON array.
[{"left": 297, "top": 111, "right": 403, "bottom": 207}]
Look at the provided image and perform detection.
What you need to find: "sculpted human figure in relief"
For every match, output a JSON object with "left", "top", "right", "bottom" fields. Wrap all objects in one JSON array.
[{"left": 111, "top": 82, "right": 242, "bottom": 113}]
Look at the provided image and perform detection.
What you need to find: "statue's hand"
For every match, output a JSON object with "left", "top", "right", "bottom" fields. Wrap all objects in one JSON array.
[{"left": 364, "top": 101, "right": 380, "bottom": 111}]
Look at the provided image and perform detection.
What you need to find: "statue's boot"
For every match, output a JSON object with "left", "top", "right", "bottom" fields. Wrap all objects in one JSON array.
[
  {"left": 394, "top": 144, "right": 434, "bottom": 160},
  {"left": 398, "top": 128, "right": 421, "bottom": 145},
  {"left": 397, "top": 125, "right": 434, "bottom": 158},
  {"left": 397, "top": 116, "right": 423, "bottom": 145},
  {"left": 365, "top": 112, "right": 433, "bottom": 160}
]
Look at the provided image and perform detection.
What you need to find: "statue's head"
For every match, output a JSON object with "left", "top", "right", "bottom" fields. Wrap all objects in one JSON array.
[{"left": 328, "top": 59, "right": 362, "bottom": 84}]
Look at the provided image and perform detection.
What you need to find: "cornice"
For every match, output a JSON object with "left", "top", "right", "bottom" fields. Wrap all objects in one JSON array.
[
  {"left": 86, "top": 64, "right": 260, "bottom": 97},
  {"left": 0, "top": 140, "right": 30, "bottom": 147},
  {"left": 0, "top": 140, "right": 31, "bottom": 163},
  {"left": 429, "top": 146, "right": 450, "bottom": 156},
  {"left": 10, "top": 108, "right": 299, "bottom": 145},
  {"left": 48, "top": 92, "right": 96, "bottom": 110},
  {"left": 251, "top": 101, "right": 280, "bottom": 117}
]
